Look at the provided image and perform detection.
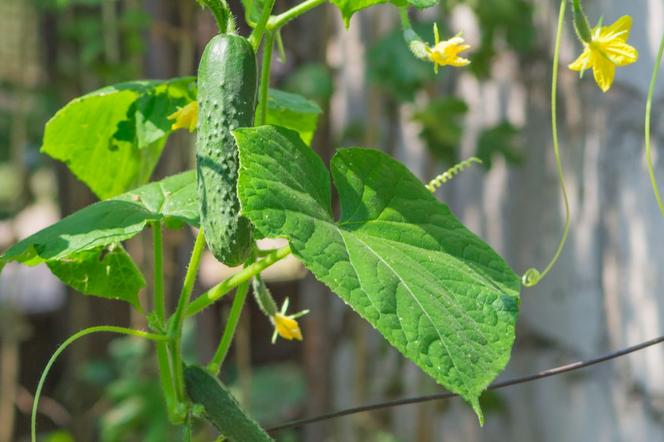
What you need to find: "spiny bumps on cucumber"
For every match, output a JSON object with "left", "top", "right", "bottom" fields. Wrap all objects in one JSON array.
[{"left": 197, "top": 34, "right": 256, "bottom": 266}]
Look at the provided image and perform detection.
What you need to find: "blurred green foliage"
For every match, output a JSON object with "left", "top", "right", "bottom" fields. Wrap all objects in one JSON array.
[{"left": 412, "top": 97, "right": 468, "bottom": 164}]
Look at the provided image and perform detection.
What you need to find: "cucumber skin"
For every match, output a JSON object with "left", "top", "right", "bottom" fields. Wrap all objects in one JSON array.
[
  {"left": 197, "top": 34, "right": 256, "bottom": 267},
  {"left": 184, "top": 365, "right": 273, "bottom": 442}
]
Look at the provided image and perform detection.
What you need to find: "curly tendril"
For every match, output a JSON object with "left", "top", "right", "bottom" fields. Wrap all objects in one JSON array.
[
  {"left": 521, "top": 0, "right": 571, "bottom": 288},
  {"left": 31, "top": 326, "right": 167, "bottom": 442},
  {"left": 645, "top": 33, "right": 664, "bottom": 218},
  {"left": 426, "top": 157, "right": 483, "bottom": 192}
]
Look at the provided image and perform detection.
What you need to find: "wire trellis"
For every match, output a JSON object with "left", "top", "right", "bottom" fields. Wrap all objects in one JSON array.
[{"left": 267, "top": 335, "right": 664, "bottom": 433}]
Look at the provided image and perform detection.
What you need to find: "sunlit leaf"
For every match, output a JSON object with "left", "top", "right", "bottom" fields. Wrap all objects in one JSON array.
[{"left": 234, "top": 125, "right": 520, "bottom": 421}]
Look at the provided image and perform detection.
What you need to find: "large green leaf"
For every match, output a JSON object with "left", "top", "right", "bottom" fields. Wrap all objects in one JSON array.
[
  {"left": 42, "top": 78, "right": 195, "bottom": 199},
  {"left": 266, "top": 89, "right": 321, "bottom": 145},
  {"left": 234, "top": 125, "right": 520, "bottom": 421},
  {"left": 1, "top": 171, "right": 197, "bottom": 266},
  {"left": 47, "top": 245, "right": 144, "bottom": 309}
]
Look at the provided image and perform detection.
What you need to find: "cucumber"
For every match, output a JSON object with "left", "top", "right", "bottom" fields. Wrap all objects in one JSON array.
[
  {"left": 184, "top": 365, "right": 273, "bottom": 442},
  {"left": 197, "top": 34, "right": 256, "bottom": 266}
]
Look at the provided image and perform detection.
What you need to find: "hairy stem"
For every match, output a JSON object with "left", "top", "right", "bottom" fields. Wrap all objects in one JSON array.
[
  {"left": 522, "top": 0, "right": 570, "bottom": 287},
  {"left": 255, "top": 30, "right": 275, "bottom": 126},
  {"left": 267, "top": 0, "right": 326, "bottom": 31},
  {"left": 645, "top": 33, "right": 664, "bottom": 218},
  {"left": 168, "top": 229, "right": 207, "bottom": 403},
  {"left": 249, "top": 0, "right": 276, "bottom": 50},
  {"left": 186, "top": 246, "right": 291, "bottom": 317},
  {"left": 151, "top": 222, "right": 177, "bottom": 421},
  {"left": 207, "top": 280, "right": 251, "bottom": 375},
  {"left": 32, "top": 327, "right": 166, "bottom": 442}
]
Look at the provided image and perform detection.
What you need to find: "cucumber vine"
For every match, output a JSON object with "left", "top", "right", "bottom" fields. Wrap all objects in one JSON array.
[{"left": 0, "top": 0, "right": 659, "bottom": 440}]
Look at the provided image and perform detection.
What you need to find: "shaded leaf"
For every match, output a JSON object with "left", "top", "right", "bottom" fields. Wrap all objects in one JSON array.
[
  {"left": 234, "top": 125, "right": 520, "bottom": 421},
  {"left": 1, "top": 171, "right": 197, "bottom": 266},
  {"left": 42, "top": 78, "right": 195, "bottom": 199},
  {"left": 47, "top": 245, "right": 144, "bottom": 309},
  {"left": 266, "top": 89, "right": 322, "bottom": 145}
]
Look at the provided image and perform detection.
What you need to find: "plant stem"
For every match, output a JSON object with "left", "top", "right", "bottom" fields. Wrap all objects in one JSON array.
[
  {"left": 645, "top": 33, "right": 664, "bottom": 218},
  {"left": 249, "top": 0, "right": 276, "bottom": 50},
  {"left": 168, "top": 229, "right": 207, "bottom": 403},
  {"left": 32, "top": 326, "right": 166, "bottom": 442},
  {"left": 522, "top": 0, "right": 570, "bottom": 287},
  {"left": 152, "top": 222, "right": 166, "bottom": 320},
  {"left": 151, "top": 222, "right": 178, "bottom": 421},
  {"left": 255, "top": 30, "right": 275, "bottom": 126},
  {"left": 186, "top": 245, "right": 291, "bottom": 317},
  {"left": 199, "top": 0, "right": 231, "bottom": 34},
  {"left": 267, "top": 0, "right": 326, "bottom": 31},
  {"left": 207, "top": 280, "right": 251, "bottom": 375}
]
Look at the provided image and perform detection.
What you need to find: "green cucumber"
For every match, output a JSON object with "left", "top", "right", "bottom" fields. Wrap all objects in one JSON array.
[
  {"left": 197, "top": 34, "right": 256, "bottom": 266},
  {"left": 184, "top": 365, "right": 273, "bottom": 442}
]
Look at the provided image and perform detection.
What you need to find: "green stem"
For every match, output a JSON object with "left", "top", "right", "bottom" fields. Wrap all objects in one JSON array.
[
  {"left": 267, "top": 0, "right": 326, "bottom": 31},
  {"left": 168, "top": 229, "right": 207, "bottom": 403},
  {"left": 151, "top": 222, "right": 177, "bottom": 421},
  {"left": 199, "top": 0, "right": 231, "bottom": 34},
  {"left": 207, "top": 280, "right": 251, "bottom": 375},
  {"left": 645, "top": 33, "right": 664, "bottom": 218},
  {"left": 255, "top": 30, "right": 275, "bottom": 126},
  {"left": 152, "top": 222, "right": 166, "bottom": 321},
  {"left": 399, "top": 7, "right": 429, "bottom": 61},
  {"left": 522, "top": 0, "right": 571, "bottom": 287},
  {"left": 249, "top": 0, "right": 276, "bottom": 50},
  {"left": 31, "top": 326, "right": 166, "bottom": 442},
  {"left": 186, "top": 245, "right": 291, "bottom": 317}
]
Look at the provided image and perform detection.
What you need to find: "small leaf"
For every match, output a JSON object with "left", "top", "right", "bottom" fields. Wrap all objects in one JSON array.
[
  {"left": 47, "top": 245, "right": 145, "bottom": 309},
  {"left": 475, "top": 122, "right": 524, "bottom": 169},
  {"left": 234, "top": 125, "right": 520, "bottom": 421},
  {"left": 412, "top": 97, "right": 468, "bottom": 164},
  {"left": 266, "top": 89, "right": 322, "bottom": 145},
  {"left": 42, "top": 78, "right": 195, "bottom": 199},
  {"left": 185, "top": 365, "right": 273, "bottom": 442},
  {"left": 331, "top": 0, "right": 387, "bottom": 27},
  {"left": 1, "top": 171, "right": 197, "bottom": 266},
  {"left": 240, "top": 0, "right": 267, "bottom": 26}
]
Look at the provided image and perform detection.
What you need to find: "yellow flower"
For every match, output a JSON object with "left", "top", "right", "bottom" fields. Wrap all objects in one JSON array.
[
  {"left": 270, "top": 298, "right": 308, "bottom": 343},
  {"left": 426, "top": 24, "right": 471, "bottom": 73},
  {"left": 272, "top": 313, "right": 303, "bottom": 341},
  {"left": 167, "top": 101, "right": 198, "bottom": 132},
  {"left": 568, "top": 15, "right": 638, "bottom": 93}
]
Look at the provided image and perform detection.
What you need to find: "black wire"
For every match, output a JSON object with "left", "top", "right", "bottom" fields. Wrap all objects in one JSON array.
[{"left": 267, "top": 335, "right": 664, "bottom": 433}]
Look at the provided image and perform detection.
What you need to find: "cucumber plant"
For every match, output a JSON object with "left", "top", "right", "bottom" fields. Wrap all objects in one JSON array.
[{"left": 1, "top": 0, "right": 659, "bottom": 440}]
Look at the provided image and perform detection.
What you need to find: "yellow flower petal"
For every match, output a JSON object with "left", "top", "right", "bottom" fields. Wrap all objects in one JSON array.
[
  {"left": 599, "top": 15, "right": 632, "bottom": 42},
  {"left": 568, "top": 48, "right": 591, "bottom": 72},
  {"left": 427, "top": 34, "right": 471, "bottom": 71},
  {"left": 273, "top": 313, "right": 303, "bottom": 341},
  {"left": 167, "top": 101, "right": 198, "bottom": 132},
  {"left": 591, "top": 51, "right": 616, "bottom": 93},
  {"left": 604, "top": 41, "right": 638, "bottom": 66}
]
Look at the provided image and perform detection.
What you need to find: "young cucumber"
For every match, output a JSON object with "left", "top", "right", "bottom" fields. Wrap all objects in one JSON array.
[
  {"left": 185, "top": 365, "right": 273, "bottom": 442},
  {"left": 197, "top": 34, "right": 256, "bottom": 266}
]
